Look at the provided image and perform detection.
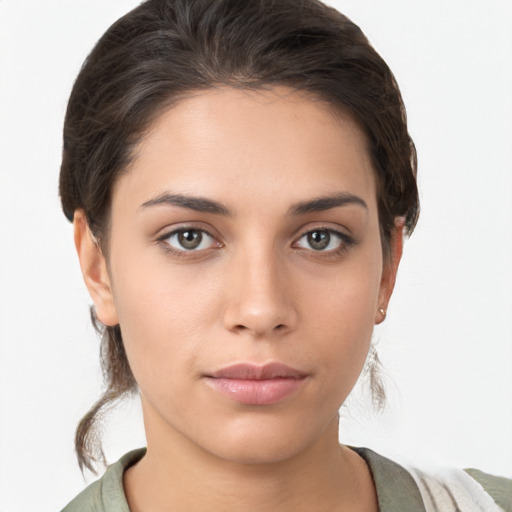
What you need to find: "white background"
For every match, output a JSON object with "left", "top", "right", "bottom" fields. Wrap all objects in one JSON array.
[{"left": 0, "top": 1, "right": 511, "bottom": 510}]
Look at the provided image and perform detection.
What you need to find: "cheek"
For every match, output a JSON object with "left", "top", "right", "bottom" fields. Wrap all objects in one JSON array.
[
  {"left": 109, "top": 252, "right": 224, "bottom": 394},
  {"left": 302, "top": 253, "right": 382, "bottom": 387},
  {"left": 108, "top": 227, "right": 383, "bottom": 409}
]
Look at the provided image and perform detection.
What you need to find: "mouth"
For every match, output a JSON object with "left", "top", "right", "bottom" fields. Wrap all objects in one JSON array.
[{"left": 204, "top": 362, "right": 308, "bottom": 405}]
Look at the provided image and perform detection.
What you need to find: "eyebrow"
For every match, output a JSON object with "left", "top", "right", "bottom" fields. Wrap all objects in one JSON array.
[
  {"left": 288, "top": 193, "right": 368, "bottom": 215},
  {"left": 140, "top": 191, "right": 367, "bottom": 216},
  {"left": 140, "top": 193, "right": 231, "bottom": 215}
]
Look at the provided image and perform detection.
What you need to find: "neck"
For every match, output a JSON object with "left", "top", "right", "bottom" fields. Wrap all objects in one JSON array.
[{"left": 124, "top": 407, "right": 377, "bottom": 512}]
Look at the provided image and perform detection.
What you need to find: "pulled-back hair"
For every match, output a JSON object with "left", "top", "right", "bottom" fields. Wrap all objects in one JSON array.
[{"left": 59, "top": 0, "right": 419, "bottom": 473}]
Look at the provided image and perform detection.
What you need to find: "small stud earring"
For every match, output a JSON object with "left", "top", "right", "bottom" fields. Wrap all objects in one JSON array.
[{"left": 379, "top": 307, "right": 386, "bottom": 318}]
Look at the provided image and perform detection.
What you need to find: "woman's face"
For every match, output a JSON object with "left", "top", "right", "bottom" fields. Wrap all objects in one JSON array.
[{"left": 79, "top": 86, "right": 400, "bottom": 464}]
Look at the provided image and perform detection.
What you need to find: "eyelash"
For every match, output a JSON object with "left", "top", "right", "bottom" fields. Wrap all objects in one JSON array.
[
  {"left": 156, "top": 226, "right": 220, "bottom": 257},
  {"left": 293, "top": 227, "right": 355, "bottom": 257},
  {"left": 156, "top": 226, "right": 355, "bottom": 257}
]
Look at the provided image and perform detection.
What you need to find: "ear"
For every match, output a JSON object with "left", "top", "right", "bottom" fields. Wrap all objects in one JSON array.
[
  {"left": 375, "top": 217, "right": 405, "bottom": 325},
  {"left": 73, "top": 210, "right": 119, "bottom": 326}
]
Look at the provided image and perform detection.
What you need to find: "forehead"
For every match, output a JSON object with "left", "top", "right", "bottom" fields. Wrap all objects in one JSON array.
[{"left": 115, "top": 86, "right": 377, "bottom": 213}]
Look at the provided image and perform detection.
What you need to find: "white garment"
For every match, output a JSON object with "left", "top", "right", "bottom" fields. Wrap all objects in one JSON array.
[{"left": 409, "top": 466, "right": 505, "bottom": 512}]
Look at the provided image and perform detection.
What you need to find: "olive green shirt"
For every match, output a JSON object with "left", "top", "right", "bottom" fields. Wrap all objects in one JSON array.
[{"left": 61, "top": 448, "right": 512, "bottom": 511}]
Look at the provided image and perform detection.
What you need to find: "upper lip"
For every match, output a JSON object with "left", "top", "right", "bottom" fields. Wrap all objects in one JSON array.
[{"left": 208, "top": 362, "right": 307, "bottom": 380}]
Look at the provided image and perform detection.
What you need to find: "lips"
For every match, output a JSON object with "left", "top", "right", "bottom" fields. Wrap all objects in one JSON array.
[{"left": 205, "top": 363, "right": 308, "bottom": 405}]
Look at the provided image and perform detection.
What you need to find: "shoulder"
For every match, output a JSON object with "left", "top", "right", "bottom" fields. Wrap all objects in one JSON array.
[
  {"left": 464, "top": 468, "right": 512, "bottom": 512},
  {"left": 60, "top": 448, "right": 146, "bottom": 512},
  {"left": 352, "top": 447, "right": 512, "bottom": 512},
  {"left": 409, "top": 465, "right": 511, "bottom": 512}
]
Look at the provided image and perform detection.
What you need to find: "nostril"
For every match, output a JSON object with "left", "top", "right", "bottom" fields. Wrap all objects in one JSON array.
[{"left": 234, "top": 323, "right": 286, "bottom": 332}]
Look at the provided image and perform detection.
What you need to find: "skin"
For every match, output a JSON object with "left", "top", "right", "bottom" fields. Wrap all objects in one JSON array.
[{"left": 75, "top": 86, "right": 403, "bottom": 511}]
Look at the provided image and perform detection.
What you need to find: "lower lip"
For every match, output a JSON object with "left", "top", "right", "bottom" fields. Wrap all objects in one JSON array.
[{"left": 205, "top": 377, "right": 306, "bottom": 405}]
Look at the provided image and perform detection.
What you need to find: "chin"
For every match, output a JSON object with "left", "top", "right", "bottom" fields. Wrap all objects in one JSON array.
[
  {"left": 209, "top": 438, "right": 309, "bottom": 466},
  {"left": 192, "top": 412, "right": 337, "bottom": 466}
]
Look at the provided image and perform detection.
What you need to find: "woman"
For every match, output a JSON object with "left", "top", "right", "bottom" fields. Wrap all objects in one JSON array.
[{"left": 56, "top": 0, "right": 510, "bottom": 510}]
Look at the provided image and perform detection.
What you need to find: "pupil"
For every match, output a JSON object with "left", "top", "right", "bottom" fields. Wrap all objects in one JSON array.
[
  {"left": 308, "top": 230, "right": 330, "bottom": 250},
  {"left": 178, "top": 230, "right": 202, "bottom": 249}
]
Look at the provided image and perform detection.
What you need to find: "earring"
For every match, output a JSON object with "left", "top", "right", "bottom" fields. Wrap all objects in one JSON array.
[{"left": 379, "top": 307, "right": 386, "bottom": 319}]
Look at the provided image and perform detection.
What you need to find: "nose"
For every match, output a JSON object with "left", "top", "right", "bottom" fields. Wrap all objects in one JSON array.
[{"left": 222, "top": 248, "right": 298, "bottom": 338}]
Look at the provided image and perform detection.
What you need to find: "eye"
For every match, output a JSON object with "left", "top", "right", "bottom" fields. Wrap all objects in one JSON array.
[
  {"left": 294, "top": 229, "right": 350, "bottom": 252},
  {"left": 161, "top": 228, "right": 219, "bottom": 252}
]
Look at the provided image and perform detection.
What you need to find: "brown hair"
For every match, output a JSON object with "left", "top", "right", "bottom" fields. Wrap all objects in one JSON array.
[{"left": 59, "top": 0, "right": 419, "bottom": 473}]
